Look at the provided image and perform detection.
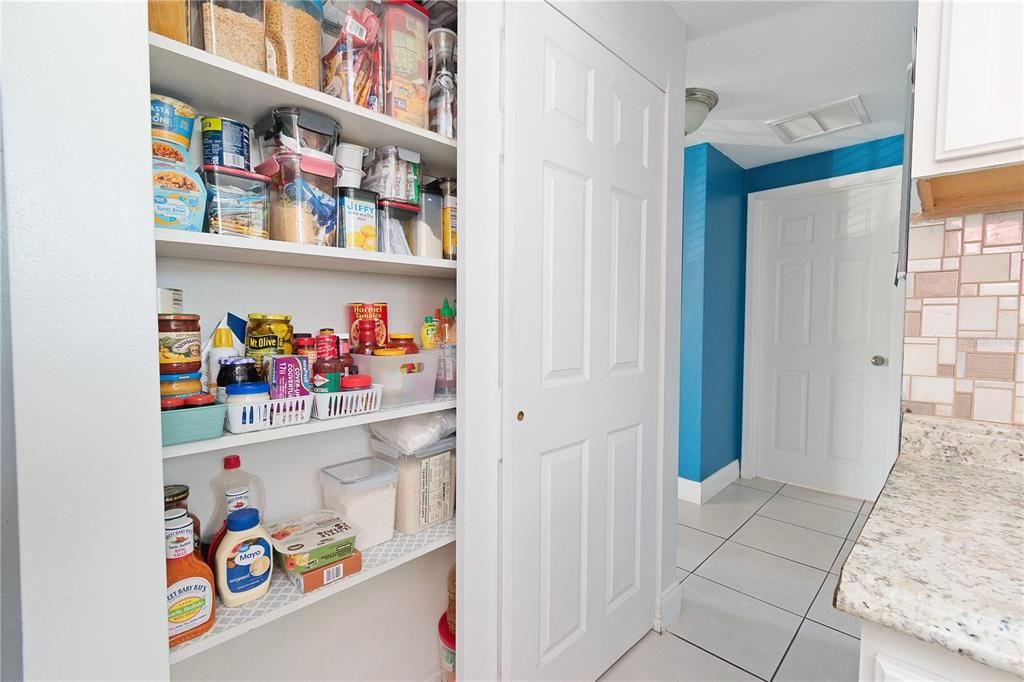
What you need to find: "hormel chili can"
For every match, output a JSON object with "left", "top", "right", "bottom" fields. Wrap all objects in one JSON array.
[{"left": 348, "top": 302, "right": 388, "bottom": 346}]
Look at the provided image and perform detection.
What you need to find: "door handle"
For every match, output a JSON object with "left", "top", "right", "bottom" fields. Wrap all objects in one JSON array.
[{"left": 871, "top": 355, "right": 888, "bottom": 367}]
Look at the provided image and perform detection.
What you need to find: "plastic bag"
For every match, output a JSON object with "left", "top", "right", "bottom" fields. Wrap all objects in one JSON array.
[{"left": 369, "top": 409, "right": 455, "bottom": 455}]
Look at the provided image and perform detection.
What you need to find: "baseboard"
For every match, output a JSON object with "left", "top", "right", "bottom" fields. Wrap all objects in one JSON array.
[
  {"left": 657, "top": 578, "right": 684, "bottom": 632},
  {"left": 677, "top": 459, "right": 740, "bottom": 504}
]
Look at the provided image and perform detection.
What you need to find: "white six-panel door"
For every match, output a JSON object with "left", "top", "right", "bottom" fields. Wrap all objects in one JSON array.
[
  {"left": 746, "top": 170, "right": 903, "bottom": 500},
  {"left": 501, "top": 2, "right": 666, "bottom": 679}
]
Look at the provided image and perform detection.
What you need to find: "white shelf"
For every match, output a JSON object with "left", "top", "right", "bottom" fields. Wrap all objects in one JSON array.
[
  {"left": 163, "top": 398, "right": 456, "bottom": 459},
  {"left": 168, "top": 520, "right": 455, "bottom": 664},
  {"left": 154, "top": 229, "right": 456, "bottom": 278},
  {"left": 148, "top": 33, "right": 457, "bottom": 177}
]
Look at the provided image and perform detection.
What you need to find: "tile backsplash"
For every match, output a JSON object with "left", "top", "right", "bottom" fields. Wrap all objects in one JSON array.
[{"left": 903, "top": 209, "right": 1024, "bottom": 425}]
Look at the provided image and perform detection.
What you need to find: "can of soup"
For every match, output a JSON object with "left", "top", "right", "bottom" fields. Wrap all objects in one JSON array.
[
  {"left": 202, "top": 117, "right": 251, "bottom": 171},
  {"left": 347, "top": 303, "right": 388, "bottom": 346}
]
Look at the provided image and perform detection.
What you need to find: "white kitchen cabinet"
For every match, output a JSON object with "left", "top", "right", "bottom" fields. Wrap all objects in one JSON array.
[
  {"left": 912, "top": 0, "right": 1024, "bottom": 179},
  {"left": 860, "top": 622, "right": 1021, "bottom": 682},
  {"left": 1, "top": 2, "right": 684, "bottom": 680}
]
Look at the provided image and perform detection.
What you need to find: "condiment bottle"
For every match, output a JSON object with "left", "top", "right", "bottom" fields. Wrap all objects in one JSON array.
[
  {"left": 312, "top": 333, "right": 343, "bottom": 393},
  {"left": 352, "top": 318, "right": 380, "bottom": 355},
  {"left": 164, "top": 484, "right": 201, "bottom": 553},
  {"left": 206, "top": 327, "right": 238, "bottom": 397},
  {"left": 435, "top": 298, "right": 457, "bottom": 396},
  {"left": 419, "top": 316, "right": 437, "bottom": 349},
  {"left": 294, "top": 333, "right": 318, "bottom": 371},
  {"left": 214, "top": 508, "right": 273, "bottom": 608},
  {"left": 205, "top": 486, "right": 251, "bottom": 567},
  {"left": 215, "top": 357, "right": 259, "bottom": 403},
  {"left": 166, "top": 511, "right": 216, "bottom": 647}
]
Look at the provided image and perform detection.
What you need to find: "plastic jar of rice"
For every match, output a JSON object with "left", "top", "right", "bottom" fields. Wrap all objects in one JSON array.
[
  {"left": 371, "top": 437, "right": 455, "bottom": 534},
  {"left": 320, "top": 457, "right": 396, "bottom": 550}
]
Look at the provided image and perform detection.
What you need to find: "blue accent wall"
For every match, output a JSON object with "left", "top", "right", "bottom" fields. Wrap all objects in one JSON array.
[{"left": 680, "top": 135, "right": 904, "bottom": 482}]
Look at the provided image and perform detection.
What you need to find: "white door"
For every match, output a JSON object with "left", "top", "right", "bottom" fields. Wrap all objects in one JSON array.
[
  {"left": 746, "top": 170, "right": 902, "bottom": 500},
  {"left": 501, "top": 2, "right": 665, "bottom": 679}
]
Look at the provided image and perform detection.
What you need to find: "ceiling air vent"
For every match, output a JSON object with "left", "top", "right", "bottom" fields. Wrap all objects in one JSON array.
[{"left": 766, "top": 95, "right": 870, "bottom": 144}]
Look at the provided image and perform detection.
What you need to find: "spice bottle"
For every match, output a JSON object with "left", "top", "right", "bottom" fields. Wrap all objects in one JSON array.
[
  {"left": 166, "top": 512, "right": 216, "bottom": 647},
  {"left": 352, "top": 318, "right": 380, "bottom": 355},
  {"left": 164, "top": 484, "right": 202, "bottom": 553},
  {"left": 311, "top": 332, "right": 343, "bottom": 393},
  {"left": 295, "top": 333, "right": 317, "bottom": 368}
]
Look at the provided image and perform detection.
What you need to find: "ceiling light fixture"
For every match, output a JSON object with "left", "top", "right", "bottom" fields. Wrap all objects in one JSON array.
[{"left": 685, "top": 88, "right": 719, "bottom": 135}]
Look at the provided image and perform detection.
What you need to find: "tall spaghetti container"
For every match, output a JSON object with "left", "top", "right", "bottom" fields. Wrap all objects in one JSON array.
[
  {"left": 265, "top": 0, "right": 322, "bottom": 90},
  {"left": 382, "top": 0, "right": 429, "bottom": 128},
  {"left": 200, "top": 0, "right": 266, "bottom": 71}
]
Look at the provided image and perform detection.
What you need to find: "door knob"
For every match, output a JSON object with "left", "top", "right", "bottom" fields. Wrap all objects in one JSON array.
[{"left": 871, "top": 355, "right": 887, "bottom": 367}]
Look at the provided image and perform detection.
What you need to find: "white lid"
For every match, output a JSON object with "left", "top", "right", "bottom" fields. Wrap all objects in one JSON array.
[{"left": 321, "top": 456, "right": 396, "bottom": 485}]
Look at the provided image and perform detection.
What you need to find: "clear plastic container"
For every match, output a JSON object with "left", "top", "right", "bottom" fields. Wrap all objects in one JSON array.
[
  {"left": 320, "top": 457, "right": 397, "bottom": 549},
  {"left": 256, "top": 106, "right": 340, "bottom": 161},
  {"left": 371, "top": 436, "right": 455, "bottom": 533},
  {"left": 362, "top": 145, "right": 421, "bottom": 205},
  {"left": 352, "top": 348, "right": 438, "bottom": 406},
  {"left": 202, "top": 165, "right": 270, "bottom": 239},
  {"left": 382, "top": 0, "right": 429, "bottom": 127},
  {"left": 257, "top": 153, "right": 338, "bottom": 245},
  {"left": 265, "top": 0, "right": 322, "bottom": 90},
  {"left": 377, "top": 199, "right": 415, "bottom": 254},
  {"left": 321, "top": 1, "right": 383, "bottom": 112},
  {"left": 200, "top": 0, "right": 267, "bottom": 71}
]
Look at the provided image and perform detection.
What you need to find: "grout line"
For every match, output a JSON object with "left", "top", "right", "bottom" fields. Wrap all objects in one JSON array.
[
  {"left": 663, "top": 629, "right": 771, "bottom": 682},
  {"left": 774, "top": 488, "right": 868, "bottom": 514},
  {"left": 727, "top": 536, "right": 842, "bottom": 574},
  {"left": 751, "top": 509, "right": 855, "bottom": 540},
  {"left": 804, "top": 615, "right": 862, "bottom": 641},
  {"left": 770, "top": 619, "right": 805, "bottom": 681},
  {"left": 686, "top": 573, "right": 821, "bottom": 620},
  {"left": 684, "top": 485, "right": 779, "bottom": 576}
]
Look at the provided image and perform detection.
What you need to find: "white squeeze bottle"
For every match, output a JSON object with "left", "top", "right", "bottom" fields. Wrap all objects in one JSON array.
[
  {"left": 206, "top": 327, "right": 238, "bottom": 396},
  {"left": 205, "top": 455, "right": 266, "bottom": 545}
]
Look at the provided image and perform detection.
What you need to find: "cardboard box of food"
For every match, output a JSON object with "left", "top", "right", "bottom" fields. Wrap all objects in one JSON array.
[
  {"left": 286, "top": 551, "right": 362, "bottom": 594},
  {"left": 266, "top": 510, "right": 356, "bottom": 574}
]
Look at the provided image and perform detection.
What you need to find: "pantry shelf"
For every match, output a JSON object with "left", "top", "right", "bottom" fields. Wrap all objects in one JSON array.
[
  {"left": 154, "top": 229, "right": 457, "bottom": 278},
  {"left": 168, "top": 519, "right": 455, "bottom": 664},
  {"left": 148, "top": 33, "right": 458, "bottom": 177},
  {"left": 162, "top": 397, "right": 456, "bottom": 459}
]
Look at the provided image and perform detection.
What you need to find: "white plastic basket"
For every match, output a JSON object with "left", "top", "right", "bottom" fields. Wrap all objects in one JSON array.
[
  {"left": 312, "top": 384, "right": 383, "bottom": 420},
  {"left": 224, "top": 395, "right": 313, "bottom": 433}
]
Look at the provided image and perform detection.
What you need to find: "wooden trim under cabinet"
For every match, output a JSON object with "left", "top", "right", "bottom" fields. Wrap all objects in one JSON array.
[{"left": 915, "top": 164, "right": 1024, "bottom": 220}]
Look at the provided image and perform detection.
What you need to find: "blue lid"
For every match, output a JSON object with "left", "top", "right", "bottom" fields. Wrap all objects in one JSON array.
[
  {"left": 227, "top": 507, "right": 260, "bottom": 531},
  {"left": 160, "top": 372, "right": 202, "bottom": 382},
  {"left": 226, "top": 382, "right": 270, "bottom": 395}
]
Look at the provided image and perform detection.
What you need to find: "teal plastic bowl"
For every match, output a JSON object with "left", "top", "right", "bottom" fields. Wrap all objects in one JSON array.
[{"left": 161, "top": 403, "right": 227, "bottom": 446}]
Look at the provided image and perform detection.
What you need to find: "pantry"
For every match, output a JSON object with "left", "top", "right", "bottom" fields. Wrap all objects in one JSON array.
[{"left": 1, "top": 2, "right": 686, "bottom": 680}]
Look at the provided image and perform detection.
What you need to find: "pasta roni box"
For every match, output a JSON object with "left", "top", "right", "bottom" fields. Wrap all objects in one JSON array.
[
  {"left": 266, "top": 510, "right": 356, "bottom": 575},
  {"left": 287, "top": 551, "right": 362, "bottom": 594}
]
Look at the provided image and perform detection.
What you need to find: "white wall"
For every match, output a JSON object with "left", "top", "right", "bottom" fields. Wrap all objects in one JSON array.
[{"left": 2, "top": 3, "right": 169, "bottom": 678}]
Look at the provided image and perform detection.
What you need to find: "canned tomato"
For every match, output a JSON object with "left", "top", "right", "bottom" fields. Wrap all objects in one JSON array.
[
  {"left": 202, "top": 117, "right": 251, "bottom": 171},
  {"left": 347, "top": 303, "right": 388, "bottom": 346},
  {"left": 245, "top": 313, "right": 294, "bottom": 366},
  {"left": 151, "top": 94, "right": 197, "bottom": 149}
]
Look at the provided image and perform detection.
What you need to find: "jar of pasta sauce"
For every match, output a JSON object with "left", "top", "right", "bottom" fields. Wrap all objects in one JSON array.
[{"left": 158, "top": 314, "right": 201, "bottom": 374}]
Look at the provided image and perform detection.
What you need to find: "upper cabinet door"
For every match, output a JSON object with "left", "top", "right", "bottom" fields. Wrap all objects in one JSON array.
[{"left": 912, "top": 0, "right": 1024, "bottom": 178}]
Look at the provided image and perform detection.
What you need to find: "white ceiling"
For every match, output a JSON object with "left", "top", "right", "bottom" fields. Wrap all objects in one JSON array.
[{"left": 675, "top": 1, "right": 917, "bottom": 168}]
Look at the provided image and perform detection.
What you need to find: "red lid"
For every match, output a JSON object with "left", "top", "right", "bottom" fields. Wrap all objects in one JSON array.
[
  {"left": 388, "top": 0, "right": 429, "bottom": 17},
  {"left": 341, "top": 374, "right": 372, "bottom": 390},
  {"left": 296, "top": 336, "right": 316, "bottom": 347},
  {"left": 201, "top": 164, "right": 271, "bottom": 183},
  {"left": 224, "top": 455, "right": 240, "bottom": 470},
  {"left": 185, "top": 392, "right": 216, "bottom": 406},
  {"left": 437, "top": 612, "right": 455, "bottom": 649},
  {"left": 161, "top": 396, "right": 186, "bottom": 410}
]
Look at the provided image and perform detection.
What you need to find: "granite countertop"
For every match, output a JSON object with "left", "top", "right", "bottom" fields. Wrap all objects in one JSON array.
[{"left": 836, "top": 414, "right": 1024, "bottom": 676}]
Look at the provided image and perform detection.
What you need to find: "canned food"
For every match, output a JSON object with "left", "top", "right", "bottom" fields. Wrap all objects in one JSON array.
[
  {"left": 157, "top": 288, "right": 183, "bottom": 314},
  {"left": 348, "top": 303, "right": 388, "bottom": 346},
  {"left": 151, "top": 94, "right": 197, "bottom": 149},
  {"left": 245, "top": 313, "right": 294, "bottom": 365},
  {"left": 202, "top": 117, "right": 251, "bottom": 171}
]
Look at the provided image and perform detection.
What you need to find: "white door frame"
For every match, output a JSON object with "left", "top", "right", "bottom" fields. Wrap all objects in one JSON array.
[{"left": 740, "top": 166, "right": 905, "bottom": 490}]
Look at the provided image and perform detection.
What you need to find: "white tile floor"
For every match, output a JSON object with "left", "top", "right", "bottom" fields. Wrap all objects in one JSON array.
[{"left": 603, "top": 479, "right": 873, "bottom": 682}]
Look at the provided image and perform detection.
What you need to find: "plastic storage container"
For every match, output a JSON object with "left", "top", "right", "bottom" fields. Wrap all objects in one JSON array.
[
  {"left": 257, "top": 153, "right": 338, "bottom": 245},
  {"left": 371, "top": 436, "right": 455, "bottom": 533},
  {"left": 382, "top": 0, "right": 429, "bottom": 127},
  {"left": 202, "top": 165, "right": 270, "bottom": 239},
  {"left": 321, "top": 2, "right": 383, "bottom": 111},
  {"left": 264, "top": 0, "right": 322, "bottom": 90},
  {"left": 352, "top": 348, "right": 438, "bottom": 407},
  {"left": 160, "top": 403, "right": 228, "bottom": 446},
  {"left": 312, "top": 384, "right": 382, "bottom": 420},
  {"left": 320, "top": 457, "right": 397, "bottom": 550},
  {"left": 256, "top": 106, "right": 340, "bottom": 161},
  {"left": 362, "top": 145, "right": 421, "bottom": 205},
  {"left": 224, "top": 394, "right": 313, "bottom": 432},
  {"left": 200, "top": 0, "right": 266, "bottom": 71},
  {"left": 377, "top": 200, "right": 415, "bottom": 254}
]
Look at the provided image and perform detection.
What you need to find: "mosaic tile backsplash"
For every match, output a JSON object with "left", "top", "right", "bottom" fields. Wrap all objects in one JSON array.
[{"left": 902, "top": 209, "right": 1024, "bottom": 424}]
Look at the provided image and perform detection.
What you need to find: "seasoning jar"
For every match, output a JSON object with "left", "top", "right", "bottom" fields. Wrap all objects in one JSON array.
[
  {"left": 245, "top": 313, "right": 294, "bottom": 364},
  {"left": 164, "top": 484, "right": 202, "bottom": 553},
  {"left": 226, "top": 382, "right": 271, "bottom": 405},
  {"left": 216, "top": 357, "right": 260, "bottom": 403},
  {"left": 389, "top": 333, "right": 419, "bottom": 354},
  {"left": 352, "top": 318, "right": 380, "bottom": 355},
  {"left": 158, "top": 313, "right": 201, "bottom": 374},
  {"left": 295, "top": 333, "right": 317, "bottom": 368},
  {"left": 160, "top": 371, "right": 203, "bottom": 398}
]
